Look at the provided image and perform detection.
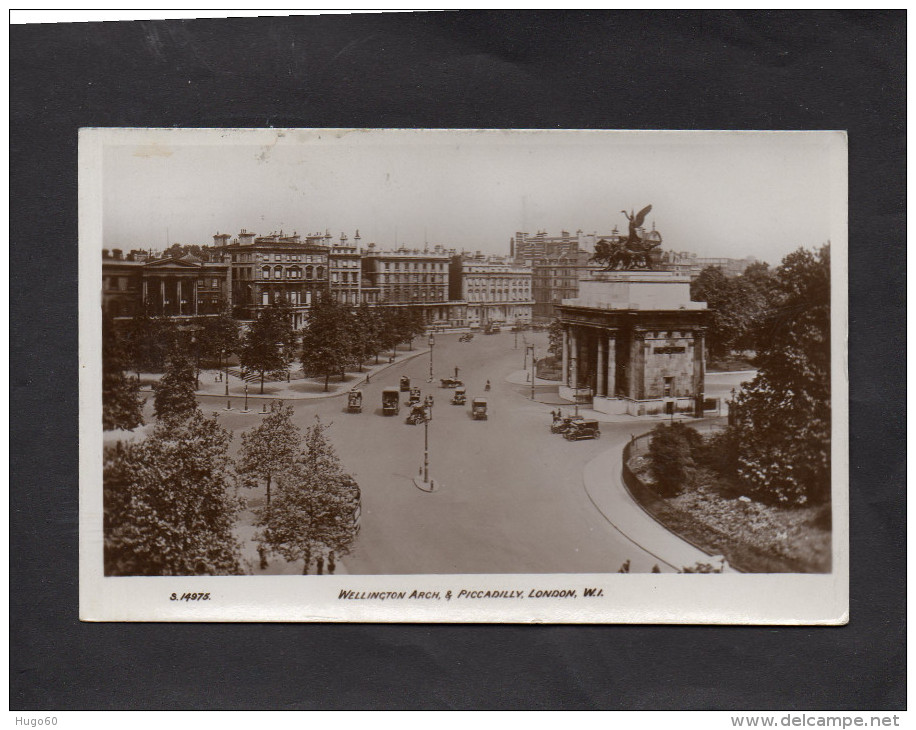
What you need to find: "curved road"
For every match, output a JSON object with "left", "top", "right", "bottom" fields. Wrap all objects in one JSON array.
[{"left": 193, "top": 331, "right": 669, "bottom": 574}]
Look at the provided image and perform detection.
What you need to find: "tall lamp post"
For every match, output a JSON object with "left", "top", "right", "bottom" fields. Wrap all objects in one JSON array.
[
  {"left": 526, "top": 345, "right": 536, "bottom": 399},
  {"left": 428, "top": 333, "right": 435, "bottom": 382},
  {"left": 514, "top": 317, "right": 520, "bottom": 349}
]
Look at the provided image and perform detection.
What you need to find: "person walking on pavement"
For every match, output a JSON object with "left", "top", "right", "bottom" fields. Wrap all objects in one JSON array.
[{"left": 485, "top": 379, "right": 491, "bottom": 391}]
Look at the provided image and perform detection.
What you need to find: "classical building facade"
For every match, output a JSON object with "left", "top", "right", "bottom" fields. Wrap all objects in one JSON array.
[
  {"left": 214, "top": 230, "right": 330, "bottom": 328},
  {"left": 554, "top": 271, "right": 709, "bottom": 417},
  {"left": 448, "top": 253, "right": 533, "bottom": 328},
  {"left": 360, "top": 244, "right": 460, "bottom": 324},
  {"left": 328, "top": 231, "right": 362, "bottom": 306},
  {"left": 102, "top": 248, "right": 230, "bottom": 318}
]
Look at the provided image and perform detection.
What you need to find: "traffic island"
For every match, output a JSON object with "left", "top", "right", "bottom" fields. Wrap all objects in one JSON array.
[{"left": 412, "top": 476, "right": 440, "bottom": 493}]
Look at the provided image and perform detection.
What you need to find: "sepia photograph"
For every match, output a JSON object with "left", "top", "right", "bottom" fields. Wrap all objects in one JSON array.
[{"left": 79, "top": 127, "right": 847, "bottom": 622}]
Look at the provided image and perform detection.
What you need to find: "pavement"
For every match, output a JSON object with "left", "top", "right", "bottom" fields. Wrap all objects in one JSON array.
[{"left": 137, "top": 346, "right": 432, "bottom": 402}]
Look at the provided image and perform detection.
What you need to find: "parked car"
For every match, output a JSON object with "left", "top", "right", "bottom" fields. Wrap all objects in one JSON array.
[{"left": 564, "top": 419, "right": 601, "bottom": 440}]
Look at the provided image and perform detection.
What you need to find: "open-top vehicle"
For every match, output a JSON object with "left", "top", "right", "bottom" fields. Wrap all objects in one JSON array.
[
  {"left": 471, "top": 397, "right": 488, "bottom": 420},
  {"left": 459, "top": 333, "right": 473, "bottom": 342},
  {"left": 563, "top": 419, "right": 601, "bottom": 440},
  {"left": 399, "top": 375, "right": 410, "bottom": 392},
  {"left": 439, "top": 377, "right": 463, "bottom": 388},
  {"left": 550, "top": 414, "right": 585, "bottom": 434},
  {"left": 451, "top": 386, "right": 466, "bottom": 405},
  {"left": 347, "top": 389, "right": 363, "bottom": 413},
  {"left": 382, "top": 388, "right": 400, "bottom": 416},
  {"left": 408, "top": 387, "right": 422, "bottom": 405},
  {"left": 406, "top": 403, "right": 428, "bottom": 425}
]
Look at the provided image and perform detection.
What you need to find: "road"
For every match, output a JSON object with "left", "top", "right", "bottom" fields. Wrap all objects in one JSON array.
[{"left": 186, "top": 331, "right": 667, "bottom": 574}]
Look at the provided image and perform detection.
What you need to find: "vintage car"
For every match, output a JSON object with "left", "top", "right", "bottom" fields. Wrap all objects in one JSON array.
[
  {"left": 439, "top": 377, "right": 463, "bottom": 388},
  {"left": 399, "top": 375, "right": 411, "bottom": 392},
  {"left": 382, "top": 387, "right": 401, "bottom": 416},
  {"left": 550, "top": 414, "right": 585, "bottom": 434},
  {"left": 347, "top": 389, "right": 363, "bottom": 413},
  {"left": 407, "top": 387, "right": 422, "bottom": 406},
  {"left": 483, "top": 323, "right": 501, "bottom": 335},
  {"left": 451, "top": 386, "right": 466, "bottom": 405},
  {"left": 564, "top": 419, "right": 601, "bottom": 441},
  {"left": 405, "top": 403, "right": 429, "bottom": 425},
  {"left": 459, "top": 333, "right": 473, "bottom": 343},
  {"left": 471, "top": 397, "right": 488, "bottom": 420}
]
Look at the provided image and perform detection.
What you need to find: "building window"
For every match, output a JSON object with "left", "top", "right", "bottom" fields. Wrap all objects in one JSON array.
[
  {"left": 262, "top": 266, "right": 271, "bottom": 279},
  {"left": 316, "top": 266, "right": 324, "bottom": 279}
]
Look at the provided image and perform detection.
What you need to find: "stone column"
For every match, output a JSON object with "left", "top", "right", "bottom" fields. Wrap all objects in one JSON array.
[
  {"left": 694, "top": 329, "right": 706, "bottom": 417},
  {"left": 629, "top": 331, "right": 645, "bottom": 400},
  {"left": 160, "top": 280, "right": 166, "bottom": 315},
  {"left": 561, "top": 327, "right": 569, "bottom": 386},
  {"left": 596, "top": 334, "right": 607, "bottom": 397},
  {"left": 192, "top": 279, "right": 198, "bottom": 315},
  {"left": 142, "top": 279, "right": 148, "bottom": 308},
  {"left": 606, "top": 333, "right": 617, "bottom": 397},
  {"left": 569, "top": 326, "right": 578, "bottom": 389}
]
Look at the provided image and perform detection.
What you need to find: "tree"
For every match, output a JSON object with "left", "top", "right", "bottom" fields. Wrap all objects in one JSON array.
[
  {"left": 352, "top": 303, "right": 382, "bottom": 370},
  {"left": 301, "top": 298, "right": 356, "bottom": 391},
  {"left": 377, "top": 307, "right": 402, "bottom": 358},
  {"left": 647, "top": 422, "right": 704, "bottom": 497},
  {"left": 122, "top": 311, "right": 177, "bottom": 376},
  {"left": 728, "top": 245, "right": 831, "bottom": 505},
  {"left": 239, "top": 303, "right": 297, "bottom": 393},
  {"left": 547, "top": 318, "right": 564, "bottom": 359},
  {"left": 196, "top": 312, "right": 240, "bottom": 370},
  {"left": 103, "top": 411, "right": 243, "bottom": 576},
  {"left": 237, "top": 402, "right": 301, "bottom": 507},
  {"left": 102, "top": 313, "right": 145, "bottom": 431},
  {"left": 255, "top": 417, "right": 360, "bottom": 574},
  {"left": 401, "top": 308, "right": 426, "bottom": 349},
  {"left": 152, "top": 353, "right": 199, "bottom": 421}
]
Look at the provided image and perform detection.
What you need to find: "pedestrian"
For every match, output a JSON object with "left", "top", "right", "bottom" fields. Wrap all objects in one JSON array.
[
  {"left": 327, "top": 551, "right": 336, "bottom": 575},
  {"left": 316, "top": 555, "right": 325, "bottom": 575},
  {"left": 618, "top": 560, "right": 631, "bottom": 574}
]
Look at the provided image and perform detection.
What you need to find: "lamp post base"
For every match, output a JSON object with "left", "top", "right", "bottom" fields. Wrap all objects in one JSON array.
[{"left": 412, "top": 477, "right": 440, "bottom": 493}]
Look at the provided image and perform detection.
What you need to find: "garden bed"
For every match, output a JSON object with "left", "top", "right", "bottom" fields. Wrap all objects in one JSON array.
[{"left": 625, "top": 451, "right": 831, "bottom": 573}]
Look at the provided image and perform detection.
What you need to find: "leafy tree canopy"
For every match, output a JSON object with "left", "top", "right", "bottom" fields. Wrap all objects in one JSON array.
[
  {"left": 239, "top": 303, "right": 297, "bottom": 393},
  {"left": 237, "top": 402, "right": 301, "bottom": 505},
  {"left": 152, "top": 353, "right": 199, "bottom": 421},
  {"left": 103, "top": 313, "right": 145, "bottom": 431},
  {"left": 104, "top": 411, "right": 243, "bottom": 576},
  {"left": 255, "top": 417, "right": 360, "bottom": 574},
  {"left": 729, "top": 245, "right": 831, "bottom": 505}
]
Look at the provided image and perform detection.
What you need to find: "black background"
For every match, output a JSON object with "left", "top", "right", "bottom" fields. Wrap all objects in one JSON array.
[{"left": 10, "top": 11, "right": 905, "bottom": 710}]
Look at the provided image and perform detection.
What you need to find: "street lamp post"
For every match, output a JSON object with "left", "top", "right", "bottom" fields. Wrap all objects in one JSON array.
[
  {"left": 428, "top": 333, "right": 435, "bottom": 382},
  {"left": 526, "top": 345, "right": 536, "bottom": 400},
  {"left": 224, "top": 349, "right": 230, "bottom": 397},
  {"left": 514, "top": 317, "right": 520, "bottom": 349},
  {"left": 244, "top": 383, "right": 249, "bottom": 412}
]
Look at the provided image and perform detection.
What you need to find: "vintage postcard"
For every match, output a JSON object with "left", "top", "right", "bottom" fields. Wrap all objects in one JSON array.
[{"left": 79, "top": 128, "right": 848, "bottom": 622}]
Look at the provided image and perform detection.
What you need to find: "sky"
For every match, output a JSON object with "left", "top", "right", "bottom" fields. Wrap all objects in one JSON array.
[{"left": 100, "top": 129, "right": 845, "bottom": 266}]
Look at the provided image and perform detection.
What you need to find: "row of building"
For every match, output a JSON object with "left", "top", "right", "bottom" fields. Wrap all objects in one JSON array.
[
  {"left": 102, "top": 225, "right": 755, "bottom": 328},
  {"left": 102, "top": 230, "right": 534, "bottom": 330}
]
